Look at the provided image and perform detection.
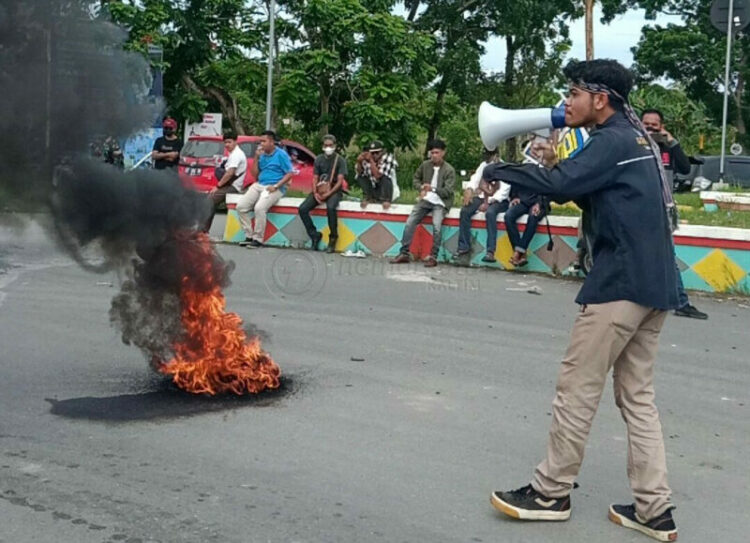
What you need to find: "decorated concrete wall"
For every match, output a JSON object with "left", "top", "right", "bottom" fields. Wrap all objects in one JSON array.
[{"left": 224, "top": 196, "right": 750, "bottom": 295}]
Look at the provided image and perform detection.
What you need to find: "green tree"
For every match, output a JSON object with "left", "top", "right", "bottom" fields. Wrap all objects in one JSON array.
[
  {"left": 486, "top": 0, "right": 579, "bottom": 159},
  {"left": 630, "top": 84, "right": 728, "bottom": 154},
  {"left": 404, "top": 0, "right": 492, "bottom": 146},
  {"left": 405, "top": 0, "right": 581, "bottom": 159},
  {"left": 275, "top": 0, "right": 435, "bottom": 149},
  {"left": 102, "top": 0, "right": 268, "bottom": 133},
  {"left": 632, "top": 0, "right": 747, "bottom": 145}
]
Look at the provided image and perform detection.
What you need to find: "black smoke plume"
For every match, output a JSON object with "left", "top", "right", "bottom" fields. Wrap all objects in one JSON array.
[{"left": 0, "top": 0, "right": 230, "bottom": 368}]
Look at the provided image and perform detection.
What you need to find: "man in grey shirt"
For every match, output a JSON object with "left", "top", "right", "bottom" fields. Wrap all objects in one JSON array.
[{"left": 298, "top": 135, "right": 348, "bottom": 252}]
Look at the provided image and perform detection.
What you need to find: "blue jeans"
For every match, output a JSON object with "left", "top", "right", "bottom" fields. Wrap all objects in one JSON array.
[
  {"left": 458, "top": 197, "right": 509, "bottom": 253},
  {"left": 399, "top": 199, "right": 446, "bottom": 257},
  {"left": 504, "top": 202, "right": 543, "bottom": 253}
]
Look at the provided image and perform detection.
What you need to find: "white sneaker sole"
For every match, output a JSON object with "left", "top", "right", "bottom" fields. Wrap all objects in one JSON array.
[
  {"left": 490, "top": 492, "right": 571, "bottom": 521},
  {"left": 608, "top": 505, "right": 678, "bottom": 541}
]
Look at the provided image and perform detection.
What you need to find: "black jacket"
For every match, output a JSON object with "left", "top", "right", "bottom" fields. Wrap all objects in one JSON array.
[
  {"left": 510, "top": 185, "right": 541, "bottom": 208},
  {"left": 412, "top": 160, "right": 456, "bottom": 210},
  {"left": 485, "top": 111, "right": 679, "bottom": 310},
  {"left": 658, "top": 139, "right": 691, "bottom": 180}
]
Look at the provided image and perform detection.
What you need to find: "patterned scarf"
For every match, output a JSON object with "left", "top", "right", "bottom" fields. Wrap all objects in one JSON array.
[{"left": 573, "top": 81, "right": 678, "bottom": 231}]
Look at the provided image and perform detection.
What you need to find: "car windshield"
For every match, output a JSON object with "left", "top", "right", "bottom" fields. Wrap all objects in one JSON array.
[
  {"left": 182, "top": 140, "right": 224, "bottom": 159},
  {"left": 238, "top": 142, "right": 258, "bottom": 157}
]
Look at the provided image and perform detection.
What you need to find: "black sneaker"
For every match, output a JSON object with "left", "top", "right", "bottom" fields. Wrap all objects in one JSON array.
[
  {"left": 674, "top": 304, "right": 708, "bottom": 320},
  {"left": 238, "top": 238, "right": 253, "bottom": 247},
  {"left": 326, "top": 237, "right": 337, "bottom": 253},
  {"left": 490, "top": 484, "right": 571, "bottom": 521},
  {"left": 246, "top": 239, "right": 263, "bottom": 249},
  {"left": 608, "top": 504, "right": 677, "bottom": 541},
  {"left": 481, "top": 253, "right": 497, "bottom": 263},
  {"left": 310, "top": 233, "right": 322, "bottom": 251}
]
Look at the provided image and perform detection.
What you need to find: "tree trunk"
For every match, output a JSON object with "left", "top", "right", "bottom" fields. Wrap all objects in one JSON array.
[
  {"left": 407, "top": 1, "right": 420, "bottom": 22},
  {"left": 320, "top": 92, "right": 330, "bottom": 137},
  {"left": 504, "top": 35, "right": 517, "bottom": 161},
  {"left": 426, "top": 82, "right": 447, "bottom": 152},
  {"left": 584, "top": 0, "right": 595, "bottom": 60}
]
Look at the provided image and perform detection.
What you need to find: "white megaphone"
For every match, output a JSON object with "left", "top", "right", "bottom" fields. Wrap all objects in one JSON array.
[{"left": 478, "top": 101, "right": 567, "bottom": 150}]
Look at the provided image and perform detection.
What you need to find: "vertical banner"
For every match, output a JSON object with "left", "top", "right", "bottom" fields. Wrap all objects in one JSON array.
[{"left": 122, "top": 128, "right": 162, "bottom": 170}]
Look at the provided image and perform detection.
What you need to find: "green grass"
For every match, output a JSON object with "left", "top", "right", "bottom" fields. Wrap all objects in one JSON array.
[
  {"left": 677, "top": 208, "right": 750, "bottom": 228},
  {"left": 674, "top": 192, "right": 750, "bottom": 228},
  {"left": 674, "top": 192, "right": 702, "bottom": 208},
  {"left": 285, "top": 189, "right": 308, "bottom": 199},
  {"left": 549, "top": 205, "right": 582, "bottom": 217}
]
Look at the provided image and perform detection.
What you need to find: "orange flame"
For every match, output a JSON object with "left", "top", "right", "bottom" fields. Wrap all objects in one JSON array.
[{"left": 158, "top": 233, "right": 280, "bottom": 395}]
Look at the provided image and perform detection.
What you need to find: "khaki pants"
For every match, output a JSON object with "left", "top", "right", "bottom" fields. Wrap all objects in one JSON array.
[
  {"left": 236, "top": 183, "right": 284, "bottom": 242},
  {"left": 531, "top": 301, "right": 673, "bottom": 520}
]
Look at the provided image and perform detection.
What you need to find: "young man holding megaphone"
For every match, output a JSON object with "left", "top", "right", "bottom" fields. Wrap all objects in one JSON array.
[{"left": 483, "top": 59, "right": 679, "bottom": 542}]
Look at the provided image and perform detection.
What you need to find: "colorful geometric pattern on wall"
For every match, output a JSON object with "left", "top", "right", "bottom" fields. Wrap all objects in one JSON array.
[
  {"left": 224, "top": 200, "right": 750, "bottom": 294},
  {"left": 692, "top": 249, "right": 747, "bottom": 292}
]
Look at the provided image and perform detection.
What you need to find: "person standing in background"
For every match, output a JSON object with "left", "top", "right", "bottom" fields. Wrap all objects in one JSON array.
[{"left": 152, "top": 118, "right": 182, "bottom": 170}]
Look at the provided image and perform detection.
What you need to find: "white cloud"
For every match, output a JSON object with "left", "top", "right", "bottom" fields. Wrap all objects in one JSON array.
[{"left": 480, "top": 7, "right": 683, "bottom": 72}]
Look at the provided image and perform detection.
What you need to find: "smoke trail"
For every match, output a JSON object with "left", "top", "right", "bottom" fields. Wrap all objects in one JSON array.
[{"left": 0, "top": 1, "right": 233, "bottom": 370}]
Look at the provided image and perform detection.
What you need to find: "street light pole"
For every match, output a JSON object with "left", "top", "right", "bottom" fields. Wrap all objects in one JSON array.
[
  {"left": 265, "top": 0, "right": 275, "bottom": 131},
  {"left": 720, "top": 0, "right": 735, "bottom": 182}
]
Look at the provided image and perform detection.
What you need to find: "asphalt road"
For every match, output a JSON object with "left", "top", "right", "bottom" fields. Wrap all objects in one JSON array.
[{"left": 1, "top": 213, "right": 748, "bottom": 543}]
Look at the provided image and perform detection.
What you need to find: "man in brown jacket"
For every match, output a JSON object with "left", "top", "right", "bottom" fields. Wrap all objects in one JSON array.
[{"left": 390, "top": 139, "right": 455, "bottom": 267}]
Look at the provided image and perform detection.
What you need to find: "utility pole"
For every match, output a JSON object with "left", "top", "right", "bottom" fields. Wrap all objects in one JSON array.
[
  {"left": 720, "top": 0, "right": 734, "bottom": 182},
  {"left": 265, "top": 0, "right": 275, "bottom": 131},
  {"left": 584, "top": 0, "right": 595, "bottom": 60},
  {"left": 711, "top": 0, "right": 750, "bottom": 182}
]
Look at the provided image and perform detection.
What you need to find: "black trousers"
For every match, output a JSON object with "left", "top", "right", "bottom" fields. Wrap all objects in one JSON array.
[
  {"left": 356, "top": 175, "right": 393, "bottom": 203},
  {"left": 203, "top": 184, "right": 239, "bottom": 232},
  {"left": 298, "top": 191, "right": 343, "bottom": 240}
]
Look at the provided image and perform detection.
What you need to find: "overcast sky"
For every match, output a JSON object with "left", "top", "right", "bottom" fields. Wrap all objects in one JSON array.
[{"left": 480, "top": 7, "right": 683, "bottom": 71}]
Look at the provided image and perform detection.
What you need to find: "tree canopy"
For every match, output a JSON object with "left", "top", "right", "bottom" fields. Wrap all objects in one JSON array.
[
  {"left": 632, "top": 0, "right": 748, "bottom": 146},
  {"left": 99, "top": 0, "right": 737, "bottom": 166}
]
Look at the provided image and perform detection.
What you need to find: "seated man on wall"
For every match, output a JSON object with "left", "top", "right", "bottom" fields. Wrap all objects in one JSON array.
[
  {"left": 390, "top": 139, "right": 456, "bottom": 268},
  {"left": 455, "top": 148, "right": 511, "bottom": 263},
  {"left": 355, "top": 140, "right": 398, "bottom": 209},
  {"left": 236, "top": 130, "right": 293, "bottom": 248},
  {"left": 298, "top": 134, "right": 348, "bottom": 253},
  {"left": 503, "top": 186, "right": 547, "bottom": 267},
  {"left": 203, "top": 132, "right": 246, "bottom": 233}
]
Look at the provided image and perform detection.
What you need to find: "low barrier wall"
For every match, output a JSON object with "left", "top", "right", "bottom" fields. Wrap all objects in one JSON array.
[
  {"left": 223, "top": 195, "right": 750, "bottom": 294},
  {"left": 700, "top": 190, "right": 750, "bottom": 212}
]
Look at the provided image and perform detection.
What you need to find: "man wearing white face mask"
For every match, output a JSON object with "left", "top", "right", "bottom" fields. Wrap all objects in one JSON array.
[{"left": 298, "top": 134, "right": 349, "bottom": 252}]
